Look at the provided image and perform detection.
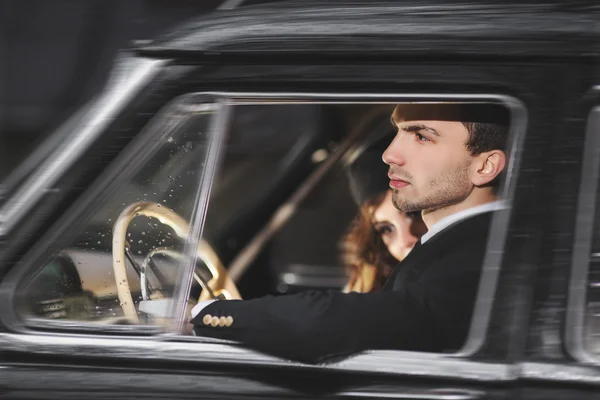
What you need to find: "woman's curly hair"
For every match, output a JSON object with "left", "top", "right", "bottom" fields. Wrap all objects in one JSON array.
[{"left": 340, "top": 192, "right": 398, "bottom": 293}]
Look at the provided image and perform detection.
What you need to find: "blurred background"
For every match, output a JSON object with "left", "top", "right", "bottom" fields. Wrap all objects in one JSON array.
[{"left": 0, "top": 0, "right": 282, "bottom": 182}]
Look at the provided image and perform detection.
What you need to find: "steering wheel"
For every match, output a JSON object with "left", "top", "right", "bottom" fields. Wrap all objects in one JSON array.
[{"left": 111, "top": 201, "right": 241, "bottom": 322}]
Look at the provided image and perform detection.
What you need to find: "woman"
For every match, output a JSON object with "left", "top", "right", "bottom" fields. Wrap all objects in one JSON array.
[{"left": 341, "top": 134, "right": 427, "bottom": 293}]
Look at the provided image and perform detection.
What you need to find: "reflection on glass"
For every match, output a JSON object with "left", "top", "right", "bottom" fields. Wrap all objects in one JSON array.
[{"left": 17, "top": 109, "right": 215, "bottom": 326}]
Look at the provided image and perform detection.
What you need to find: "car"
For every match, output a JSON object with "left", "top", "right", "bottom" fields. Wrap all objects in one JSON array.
[{"left": 0, "top": 1, "right": 599, "bottom": 398}]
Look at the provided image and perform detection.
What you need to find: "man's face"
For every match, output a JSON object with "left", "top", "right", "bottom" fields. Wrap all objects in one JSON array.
[{"left": 382, "top": 117, "right": 475, "bottom": 213}]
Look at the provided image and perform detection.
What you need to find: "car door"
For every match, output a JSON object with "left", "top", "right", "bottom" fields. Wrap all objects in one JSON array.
[
  {"left": 0, "top": 1, "right": 595, "bottom": 399},
  {"left": 0, "top": 71, "right": 528, "bottom": 400},
  {"left": 518, "top": 87, "right": 600, "bottom": 399}
]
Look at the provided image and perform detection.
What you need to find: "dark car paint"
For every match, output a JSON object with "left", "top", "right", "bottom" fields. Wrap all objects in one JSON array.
[
  {"left": 138, "top": 0, "right": 600, "bottom": 59},
  {"left": 0, "top": 1, "right": 599, "bottom": 398}
]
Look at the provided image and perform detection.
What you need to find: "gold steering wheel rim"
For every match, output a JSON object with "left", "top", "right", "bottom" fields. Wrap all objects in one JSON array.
[{"left": 112, "top": 201, "right": 241, "bottom": 322}]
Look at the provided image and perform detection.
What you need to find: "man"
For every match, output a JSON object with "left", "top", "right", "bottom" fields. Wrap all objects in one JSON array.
[{"left": 190, "top": 103, "right": 510, "bottom": 364}]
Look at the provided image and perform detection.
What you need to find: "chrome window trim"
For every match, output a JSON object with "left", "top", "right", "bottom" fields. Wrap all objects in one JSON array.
[
  {"left": 168, "top": 99, "right": 232, "bottom": 334},
  {"left": 565, "top": 105, "right": 600, "bottom": 364},
  {"left": 0, "top": 331, "right": 516, "bottom": 381},
  {"left": 0, "top": 56, "right": 168, "bottom": 237},
  {"left": 521, "top": 361, "right": 600, "bottom": 385},
  {"left": 2, "top": 91, "right": 527, "bottom": 379}
]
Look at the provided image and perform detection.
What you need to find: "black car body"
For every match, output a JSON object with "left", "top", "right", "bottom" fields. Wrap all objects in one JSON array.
[{"left": 0, "top": 1, "right": 599, "bottom": 398}]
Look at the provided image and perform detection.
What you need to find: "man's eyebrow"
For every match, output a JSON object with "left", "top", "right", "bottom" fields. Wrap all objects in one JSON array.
[{"left": 399, "top": 123, "right": 440, "bottom": 137}]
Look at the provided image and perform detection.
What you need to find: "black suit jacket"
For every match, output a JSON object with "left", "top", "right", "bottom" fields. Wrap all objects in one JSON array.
[{"left": 191, "top": 211, "right": 497, "bottom": 363}]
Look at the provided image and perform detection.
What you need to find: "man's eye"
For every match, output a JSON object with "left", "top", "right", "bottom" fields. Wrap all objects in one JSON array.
[{"left": 415, "top": 132, "right": 430, "bottom": 142}]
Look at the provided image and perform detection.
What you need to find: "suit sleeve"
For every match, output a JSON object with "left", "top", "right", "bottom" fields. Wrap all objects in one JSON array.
[{"left": 190, "top": 288, "right": 435, "bottom": 363}]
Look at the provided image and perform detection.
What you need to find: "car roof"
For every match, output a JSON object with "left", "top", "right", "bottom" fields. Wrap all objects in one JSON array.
[{"left": 137, "top": 0, "right": 600, "bottom": 60}]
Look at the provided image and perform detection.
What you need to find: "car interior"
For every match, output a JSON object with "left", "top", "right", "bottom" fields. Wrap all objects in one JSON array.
[{"left": 14, "top": 100, "right": 505, "bottom": 335}]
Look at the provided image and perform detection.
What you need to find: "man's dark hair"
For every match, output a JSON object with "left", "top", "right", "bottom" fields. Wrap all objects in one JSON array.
[
  {"left": 392, "top": 104, "right": 510, "bottom": 156},
  {"left": 462, "top": 122, "right": 508, "bottom": 156}
]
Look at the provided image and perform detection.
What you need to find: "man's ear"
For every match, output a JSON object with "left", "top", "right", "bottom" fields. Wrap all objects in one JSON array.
[{"left": 472, "top": 150, "right": 506, "bottom": 187}]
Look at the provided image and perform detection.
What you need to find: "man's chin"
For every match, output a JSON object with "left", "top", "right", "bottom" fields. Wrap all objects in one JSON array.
[{"left": 391, "top": 196, "right": 422, "bottom": 213}]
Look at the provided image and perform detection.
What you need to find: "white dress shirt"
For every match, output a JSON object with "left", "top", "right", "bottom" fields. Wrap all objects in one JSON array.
[
  {"left": 191, "top": 299, "right": 217, "bottom": 319},
  {"left": 420, "top": 200, "right": 508, "bottom": 244}
]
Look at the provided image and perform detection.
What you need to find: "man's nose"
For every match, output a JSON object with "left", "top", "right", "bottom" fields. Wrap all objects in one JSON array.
[{"left": 382, "top": 135, "right": 405, "bottom": 166}]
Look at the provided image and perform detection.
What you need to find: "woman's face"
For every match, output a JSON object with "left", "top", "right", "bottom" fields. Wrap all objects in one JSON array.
[{"left": 371, "top": 190, "right": 427, "bottom": 261}]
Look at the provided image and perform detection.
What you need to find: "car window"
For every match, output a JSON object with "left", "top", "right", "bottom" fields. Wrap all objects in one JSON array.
[
  {"left": 202, "top": 104, "right": 333, "bottom": 265},
  {"left": 267, "top": 117, "right": 394, "bottom": 296},
  {"left": 15, "top": 102, "right": 221, "bottom": 328},
  {"left": 202, "top": 104, "right": 345, "bottom": 298},
  {"left": 11, "top": 97, "right": 521, "bottom": 363},
  {"left": 187, "top": 99, "right": 518, "bottom": 359}
]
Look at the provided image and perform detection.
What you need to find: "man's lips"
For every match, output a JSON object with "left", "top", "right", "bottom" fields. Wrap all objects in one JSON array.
[{"left": 389, "top": 176, "right": 410, "bottom": 189}]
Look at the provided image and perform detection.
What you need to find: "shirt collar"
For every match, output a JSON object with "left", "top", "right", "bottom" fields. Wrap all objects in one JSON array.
[{"left": 420, "top": 200, "right": 509, "bottom": 244}]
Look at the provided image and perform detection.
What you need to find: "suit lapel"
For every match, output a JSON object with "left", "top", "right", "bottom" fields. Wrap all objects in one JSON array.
[{"left": 382, "top": 211, "right": 496, "bottom": 292}]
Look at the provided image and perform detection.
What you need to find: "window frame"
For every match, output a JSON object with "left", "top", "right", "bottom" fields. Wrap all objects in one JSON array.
[
  {"left": 565, "top": 105, "right": 600, "bottom": 364},
  {"left": 0, "top": 93, "right": 228, "bottom": 335},
  {"left": 0, "top": 91, "right": 527, "bottom": 379}
]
